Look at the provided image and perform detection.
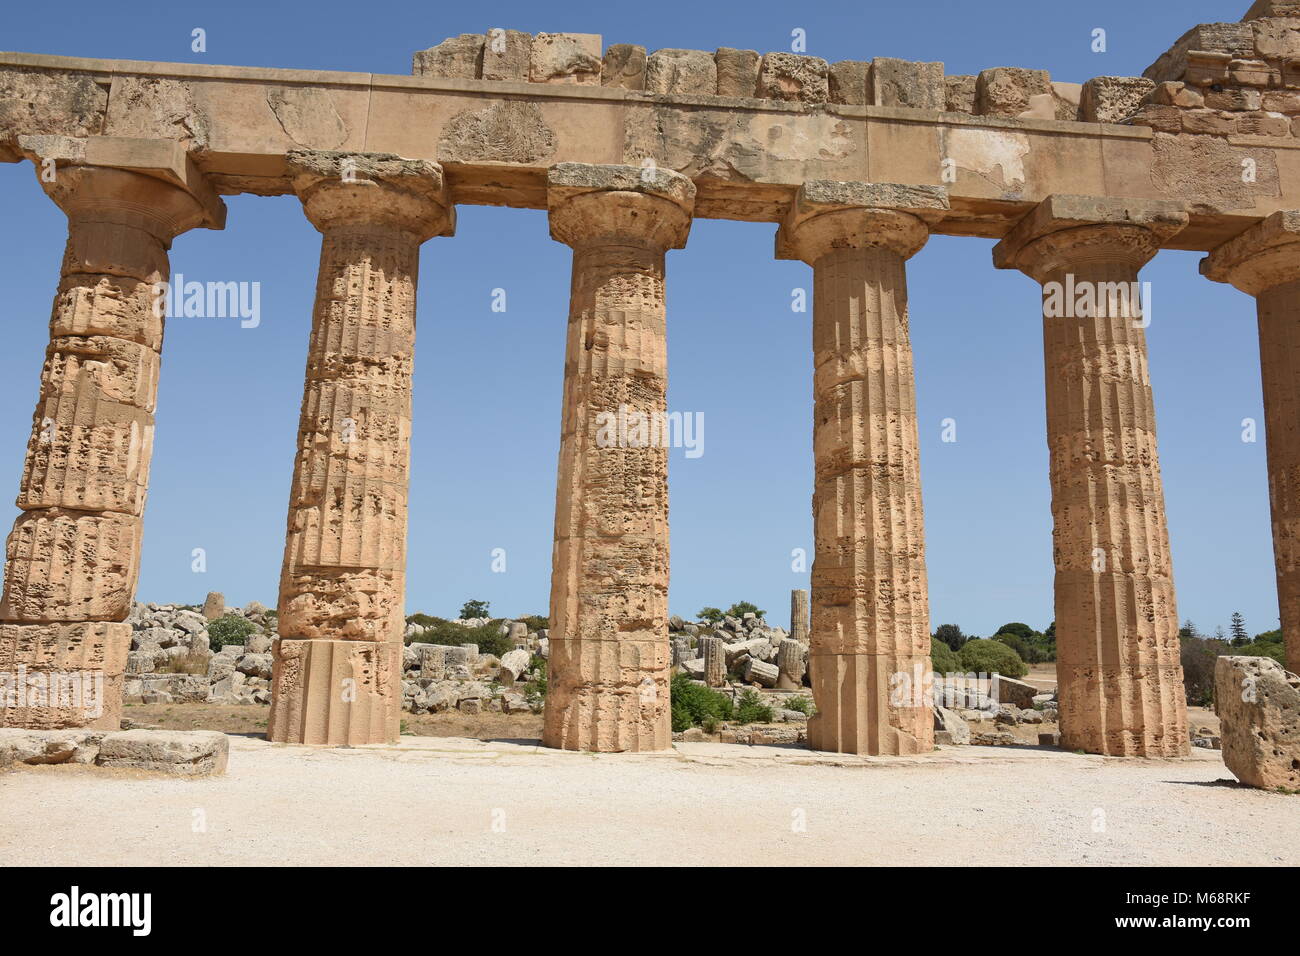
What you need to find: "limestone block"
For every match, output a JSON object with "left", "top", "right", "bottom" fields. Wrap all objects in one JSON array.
[
  {"left": 530, "top": 33, "right": 601, "bottom": 85},
  {"left": 976, "top": 67, "right": 1052, "bottom": 116},
  {"left": 991, "top": 675, "right": 1038, "bottom": 709},
  {"left": 1, "top": 509, "right": 141, "bottom": 623},
  {"left": 102, "top": 76, "right": 207, "bottom": 150},
  {"left": 671, "top": 637, "right": 692, "bottom": 666},
  {"left": 96, "top": 729, "right": 228, "bottom": 775},
  {"left": 1253, "top": 16, "right": 1300, "bottom": 59},
  {"left": 715, "top": 48, "right": 760, "bottom": 98},
  {"left": 828, "top": 60, "right": 869, "bottom": 106},
  {"left": 267, "top": 638, "right": 400, "bottom": 745},
  {"left": 699, "top": 635, "right": 725, "bottom": 687},
  {"left": 201, "top": 591, "right": 225, "bottom": 620},
  {"left": 411, "top": 35, "right": 484, "bottom": 78},
  {"left": 0, "top": 622, "right": 130, "bottom": 729},
  {"left": 869, "top": 58, "right": 944, "bottom": 110},
  {"left": 0, "top": 68, "right": 108, "bottom": 140},
  {"left": 743, "top": 658, "right": 779, "bottom": 687},
  {"left": 758, "top": 53, "right": 829, "bottom": 104},
  {"left": 481, "top": 29, "right": 531, "bottom": 81},
  {"left": 944, "top": 74, "right": 977, "bottom": 113},
  {"left": 1215, "top": 656, "right": 1300, "bottom": 790},
  {"left": 933, "top": 706, "right": 971, "bottom": 745},
  {"left": 645, "top": 49, "right": 717, "bottom": 95},
  {"left": 0, "top": 727, "right": 107, "bottom": 765},
  {"left": 680, "top": 658, "right": 705, "bottom": 678},
  {"left": 602, "top": 44, "right": 646, "bottom": 90},
  {"left": 499, "top": 648, "right": 531, "bottom": 683},
  {"left": 1080, "top": 76, "right": 1155, "bottom": 123}
]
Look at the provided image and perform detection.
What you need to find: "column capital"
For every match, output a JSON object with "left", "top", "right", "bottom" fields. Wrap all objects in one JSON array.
[
  {"left": 1201, "top": 211, "right": 1300, "bottom": 296},
  {"left": 547, "top": 162, "right": 695, "bottom": 251},
  {"left": 287, "top": 150, "right": 455, "bottom": 240},
  {"left": 19, "top": 134, "right": 225, "bottom": 240},
  {"left": 776, "top": 181, "right": 948, "bottom": 265},
  {"left": 993, "top": 194, "right": 1188, "bottom": 282}
]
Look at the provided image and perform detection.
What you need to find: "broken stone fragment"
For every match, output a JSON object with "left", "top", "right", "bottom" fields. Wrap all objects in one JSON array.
[
  {"left": 1215, "top": 655, "right": 1300, "bottom": 790},
  {"left": 757, "top": 52, "right": 829, "bottom": 104},
  {"left": 530, "top": 33, "right": 602, "bottom": 85},
  {"left": 602, "top": 43, "right": 646, "bottom": 89},
  {"left": 645, "top": 48, "right": 717, "bottom": 95},
  {"left": 869, "top": 58, "right": 944, "bottom": 110},
  {"left": 976, "top": 66, "right": 1052, "bottom": 116},
  {"left": 715, "top": 48, "right": 760, "bottom": 97},
  {"left": 826, "top": 60, "right": 869, "bottom": 106},
  {"left": 481, "top": 28, "right": 531, "bottom": 81},
  {"left": 1079, "top": 76, "right": 1156, "bottom": 123},
  {"left": 412, "top": 34, "right": 485, "bottom": 78},
  {"left": 944, "top": 74, "right": 977, "bottom": 113}
]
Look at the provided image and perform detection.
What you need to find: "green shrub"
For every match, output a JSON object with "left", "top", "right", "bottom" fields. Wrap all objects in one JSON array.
[
  {"left": 208, "top": 614, "right": 257, "bottom": 652},
  {"left": 1233, "top": 640, "right": 1287, "bottom": 666},
  {"left": 931, "top": 639, "right": 960, "bottom": 675},
  {"left": 670, "top": 672, "right": 734, "bottom": 731},
  {"left": 518, "top": 614, "right": 549, "bottom": 632},
  {"left": 524, "top": 656, "right": 547, "bottom": 706},
  {"left": 406, "top": 616, "right": 512, "bottom": 658},
  {"left": 958, "top": 638, "right": 1028, "bottom": 678},
  {"left": 735, "top": 689, "right": 773, "bottom": 724},
  {"left": 459, "top": 599, "right": 491, "bottom": 619},
  {"left": 697, "top": 607, "right": 724, "bottom": 625},
  {"left": 784, "top": 695, "right": 812, "bottom": 715},
  {"left": 725, "top": 601, "right": 765, "bottom": 619}
]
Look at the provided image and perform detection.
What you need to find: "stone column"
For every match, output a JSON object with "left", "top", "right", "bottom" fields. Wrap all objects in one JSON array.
[
  {"left": 994, "top": 195, "right": 1190, "bottom": 757},
  {"left": 776, "top": 181, "right": 948, "bottom": 757},
  {"left": 0, "top": 161, "right": 223, "bottom": 729},
  {"left": 790, "top": 588, "right": 809, "bottom": 644},
  {"left": 267, "top": 151, "right": 453, "bottom": 747},
  {"left": 700, "top": 635, "right": 726, "bottom": 688},
  {"left": 1203, "top": 211, "right": 1300, "bottom": 673},
  {"left": 543, "top": 163, "right": 694, "bottom": 753}
]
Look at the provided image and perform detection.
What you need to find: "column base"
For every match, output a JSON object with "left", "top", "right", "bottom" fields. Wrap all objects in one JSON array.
[
  {"left": 0, "top": 622, "right": 130, "bottom": 730},
  {"left": 1058, "top": 665, "right": 1189, "bottom": 757},
  {"left": 267, "top": 638, "right": 400, "bottom": 746},
  {"left": 542, "top": 637, "right": 670, "bottom": 752},
  {"left": 806, "top": 652, "right": 933, "bottom": 756}
]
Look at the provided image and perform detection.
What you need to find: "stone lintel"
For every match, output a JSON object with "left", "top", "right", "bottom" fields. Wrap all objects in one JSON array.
[
  {"left": 16, "top": 135, "right": 226, "bottom": 231},
  {"left": 547, "top": 162, "right": 695, "bottom": 249},
  {"left": 993, "top": 194, "right": 1189, "bottom": 275},
  {"left": 286, "top": 149, "right": 454, "bottom": 239},
  {"left": 1201, "top": 209, "right": 1300, "bottom": 295},
  {"left": 775, "top": 180, "right": 948, "bottom": 263}
]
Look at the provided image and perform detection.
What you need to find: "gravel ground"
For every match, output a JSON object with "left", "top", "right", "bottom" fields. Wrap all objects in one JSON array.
[{"left": 1, "top": 736, "right": 1293, "bottom": 866}]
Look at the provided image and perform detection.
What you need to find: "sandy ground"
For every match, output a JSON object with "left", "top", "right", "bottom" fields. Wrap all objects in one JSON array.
[{"left": 1, "top": 733, "right": 1293, "bottom": 867}]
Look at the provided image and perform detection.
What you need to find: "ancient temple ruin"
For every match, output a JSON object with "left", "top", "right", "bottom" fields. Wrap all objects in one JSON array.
[{"left": 2, "top": 1, "right": 1299, "bottom": 757}]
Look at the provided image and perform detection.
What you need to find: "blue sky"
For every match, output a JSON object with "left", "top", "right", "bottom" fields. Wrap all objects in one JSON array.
[{"left": 0, "top": 0, "right": 1276, "bottom": 639}]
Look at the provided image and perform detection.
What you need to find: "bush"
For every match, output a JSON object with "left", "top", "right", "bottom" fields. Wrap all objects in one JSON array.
[
  {"left": 518, "top": 614, "right": 549, "bottom": 632},
  {"left": 958, "top": 638, "right": 1028, "bottom": 678},
  {"left": 1232, "top": 640, "right": 1286, "bottom": 667},
  {"left": 784, "top": 695, "right": 812, "bottom": 715},
  {"left": 459, "top": 599, "right": 490, "bottom": 620},
  {"left": 725, "top": 601, "right": 765, "bottom": 619},
  {"left": 208, "top": 614, "right": 257, "bottom": 652},
  {"left": 697, "top": 607, "right": 724, "bottom": 625},
  {"left": 931, "top": 639, "right": 960, "bottom": 675},
  {"left": 523, "top": 656, "right": 547, "bottom": 706},
  {"left": 735, "top": 689, "right": 773, "bottom": 724},
  {"left": 1181, "top": 636, "right": 1228, "bottom": 706},
  {"left": 406, "top": 616, "right": 512, "bottom": 658},
  {"left": 670, "top": 672, "right": 734, "bottom": 731}
]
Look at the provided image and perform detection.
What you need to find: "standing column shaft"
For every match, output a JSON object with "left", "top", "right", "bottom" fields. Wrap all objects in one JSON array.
[
  {"left": 1, "top": 164, "right": 220, "bottom": 730},
  {"left": 996, "top": 197, "right": 1189, "bottom": 757},
  {"left": 1203, "top": 211, "right": 1300, "bottom": 672},
  {"left": 268, "top": 152, "right": 452, "bottom": 747},
  {"left": 778, "top": 182, "right": 948, "bottom": 756},
  {"left": 542, "top": 163, "right": 694, "bottom": 753}
]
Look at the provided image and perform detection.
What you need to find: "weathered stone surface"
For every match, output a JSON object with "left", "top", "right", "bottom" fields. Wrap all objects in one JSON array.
[
  {"left": 438, "top": 100, "right": 557, "bottom": 165},
  {"left": 934, "top": 706, "right": 971, "bottom": 745},
  {"left": 0, "top": 727, "right": 105, "bottom": 765},
  {"left": 268, "top": 638, "right": 400, "bottom": 745},
  {"left": 201, "top": 591, "right": 225, "bottom": 621},
  {"left": 0, "top": 68, "right": 107, "bottom": 140},
  {"left": 870, "top": 58, "right": 944, "bottom": 110},
  {"left": 412, "top": 35, "right": 484, "bottom": 79},
  {"left": 758, "top": 53, "right": 829, "bottom": 104},
  {"left": 790, "top": 589, "right": 809, "bottom": 644},
  {"left": 699, "top": 635, "right": 725, "bottom": 687},
  {"left": 776, "top": 638, "right": 806, "bottom": 690},
  {"left": 944, "top": 74, "right": 977, "bottom": 113},
  {"left": 498, "top": 648, "right": 531, "bottom": 683},
  {"left": 645, "top": 49, "right": 717, "bottom": 95},
  {"left": 827, "top": 60, "right": 869, "bottom": 106},
  {"left": 96, "top": 729, "right": 228, "bottom": 775},
  {"left": 1080, "top": 76, "right": 1156, "bottom": 123},
  {"left": 481, "top": 29, "right": 531, "bottom": 82},
  {"left": 1215, "top": 655, "right": 1300, "bottom": 789},
  {"left": 743, "top": 658, "right": 779, "bottom": 687},
  {"left": 102, "top": 76, "right": 207, "bottom": 150},
  {"left": 976, "top": 67, "right": 1052, "bottom": 116},
  {"left": 991, "top": 675, "right": 1038, "bottom": 709},
  {"left": 715, "top": 48, "right": 760, "bottom": 98},
  {"left": 601, "top": 44, "right": 646, "bottom": 90},
  {"left": 530, "top": 33, "right": 601, "bottom": 86}
]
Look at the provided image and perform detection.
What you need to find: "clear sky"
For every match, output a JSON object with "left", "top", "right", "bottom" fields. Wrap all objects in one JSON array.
[{"left": 0, "top": 0, "right": 1277, "bottom": 639}]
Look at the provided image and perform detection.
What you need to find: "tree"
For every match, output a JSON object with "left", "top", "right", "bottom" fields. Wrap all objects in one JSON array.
[
  {"left": 958, "top": 638, "right": 1027, "bottom": 679},
  {"left": 931, "top": 639, "right": 960, "bottom": 675},
  {"left": 1230, "top": 612, "right": 1248, "bottom": 645},
  {"left": 725, "top": 601, "right": 765, "bottom": 619},
  {"left": 933, "top": 623, "right": 967, "bottom": 652},
  {"left": 697, "top": 607, "right": 724, "bottom": 625},
  {"left": 1178, "top": 619, "right": 1198, "bottom": 640},
  {"left": 459, "top": 599, "right": 490, "bottom": 620},
  {"left": 994, "top": 622, "right": 1034, "bottom": 641}
]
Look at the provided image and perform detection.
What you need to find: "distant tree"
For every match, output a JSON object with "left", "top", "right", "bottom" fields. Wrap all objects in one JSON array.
[
  {"left": 1214, "top": 626, "right": 1226, "bottom": 641},
  {"left": 725, "top": 601, "right": 765, "bottom": 619},
  {"left": 933, "top": 623, "right": 967, "bottom": 652},
  {"left": 994, "top": 622, "right": 1035, "bottom": 641},
  {"left": 1044, "top": 620, "right": 1056, "bottom": 641},
  {"left": 697, "top": 607, "right": 724, "bottom": 625},
  {"left": 958, "top": 638, "right": 1027, "bottom": 679},
  {"left": 1180, "top": 635, "right": 1229, "bottom": 707},
  {"left": 459, "top": 599, "right": 490, "bottom": 620},
  {"left": 1178, "top": 619, "right": 1198, "bottom": 640},
  {"left": 1230, "top": 612, "right": 1248, "bottom": 645}
]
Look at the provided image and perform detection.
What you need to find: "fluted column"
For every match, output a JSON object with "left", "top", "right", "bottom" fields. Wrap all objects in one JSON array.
[
  {"left": 994, "top": 195, "right": 1189, "bottom": 757},
  {"left": 543, "top": 163, "right": 694, "bottom": 753},
  {"left": 777, "top": 181, "right": 948, "bottom": 756},
  {"left": 1203, "top": 211, "right": 1300, "bottom": 673},
  {"left": 268, "top": 151, "right": 453, "bottom": 746},
  {"left": 0, "top": 162, "right": 223, "bottom": 729}
]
